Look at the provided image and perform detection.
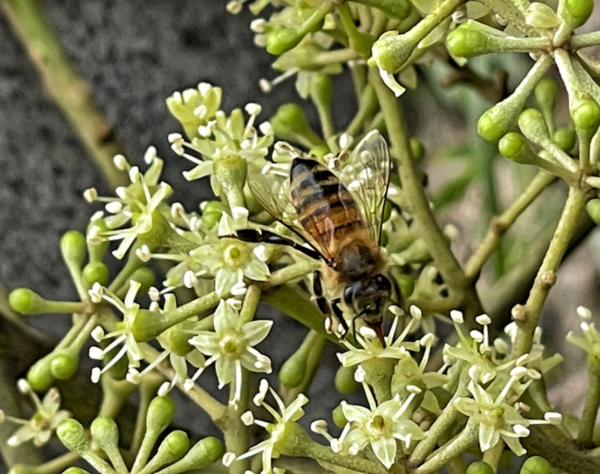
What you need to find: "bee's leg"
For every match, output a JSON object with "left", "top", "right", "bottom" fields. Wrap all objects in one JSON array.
[
  {"left": 222, "top": 229, "right": 323, "bottom": 261},
  {"left": 313, "top": 270, "right": 338, "bottom": 335},
  {"left": 331, "top": 298, "right": 349, "bottom": 339}
]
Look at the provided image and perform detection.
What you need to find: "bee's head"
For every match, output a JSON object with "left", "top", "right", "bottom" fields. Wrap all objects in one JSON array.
[{"left": 343, "top": 274, "right": 392, "bottom": 323}]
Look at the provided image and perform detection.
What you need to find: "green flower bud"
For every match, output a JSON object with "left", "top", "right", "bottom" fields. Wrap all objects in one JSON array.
[
  {"left": 446, "top": 26, "right": 488, "bottom": 58},
  {"left": 135, "top": 210, "right": 172, "bottom": 251},
  {"left": 170, "top": 436, "right": 224, "bottom": 471},
  {"left": 479, "top": 55, "right": 553, "bottom": 142},
  {"left": 553, "top": 127, "right": 576, "bottom": 152},
  {"left": 380, "top": 231, "right": 389, "bottom": 247},
  {"left": 270, "top": 103, "right": 322, "bottom": 148},
  {"left": 201, "top": 212, "right": 222, "bottom": 230},
  {"left": 61, "top": 231, "right": 87, "bottom": 270},
  {"left": 142, "top": 430, "right": 190, "bottom": 474},
  {"left": 132, "top": 308, "right": 163, "bottom": 342},
  {"left": 499, "top": 133, "right": 537, "bottom": 164},
  {"left": 203, "top": 201, "right": 226, "bottom": 215},
  {"left": 586, "top": 199, "right": 600, "bottom": 225},
  {"left": 396, "top": 274, "right": 414, "bottom": 299},
  {"left": 335, "top": 365, "right": 359, "bottom": 394},
  {"left": 9, "top": 288, "right": 46, "bottom": 314},
  {"left": 467, "top": 461, "right": 494, "bottom": 474},
  {"left": 279, "top": 349, "right": 308, "bottom": 389},
  {"left": 562, "top": 0, "right": 593, "bottom": 28},
  {"left": 534, "top": 77, "right": 558, "bottom": 116},
  {"left": 397, "top": 238, "right": 430, "bottom": 265},
  {"left": 27, "top": 357, "right": 55, "bottom": 392},
  {"left": 128, "top": 267, "right": 155, "bottom": 296},
  {"left": 158, "top": 430, "right": 190, "bottom": 462},
  {"left": 266, "top": 27, "right": 305, "bottom": 56},
  {"left": 50, "top": 352, "right": 78, "bottom": 380},
  {"left": 571, "top": 97, "right": 600, "bottom": 132},
  {"left": 332, "top": 403, "right": 347, "bottom": 429},
  {"left": 166, "top": 84, "right": 222, "bottom": 139},
  {"left": 337, "top": 3, "right": 373, "bottom": 57},
  {"left": 57, "top": 419, "right": 91, "bottom": 454},
  {"left": 147, "top": 396, "right": 176, "bottom": 436},
  {"left": 371, "top": 31, "right": 412, "bottom": 74},
  {"left": 520, "top": 456, "right": 551, "bottom": 474},
  {"left": 164, "top": 325, "right": 194, "bottom": 356},
  {"left": 518, "top": 108, "right": 551, "bottom": 144},
  {"left": 410, "top": 138, "right": 425, "bottom": 161},
  {"left": 62, "top": 468, "right": 90, "bottom": 474},
  {"left": 82, "top": 261, "right": 110, "bottom": 287},
  {"left": 90, "top": 417, "right": 120, "bottom": 453},
  {"left": 213, "top": 155, "right": 248, "bottom": 209},
  {"left": 310, "top": 73, "right": 332, "bottom": 113}
]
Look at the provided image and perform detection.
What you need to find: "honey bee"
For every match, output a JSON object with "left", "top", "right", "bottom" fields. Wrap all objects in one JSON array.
[{"left": 232, "top": 131, "right": 394, "bottom": 347}]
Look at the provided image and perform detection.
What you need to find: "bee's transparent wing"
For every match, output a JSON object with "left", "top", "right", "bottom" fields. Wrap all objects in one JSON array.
[
  {"left": 247, "top": 162, "right": 333, "bottom": 261},
  {"left": 338, "top": 131, "right": 391, "bottom": 245}
]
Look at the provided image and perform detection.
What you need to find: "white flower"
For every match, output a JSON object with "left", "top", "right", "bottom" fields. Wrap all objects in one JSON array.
[
  {"left": 85, "top": 152, "right": 173, "bottom": 259},
  {"left": 187, "top": 300, "right": 273, "bottom": 407},
  {"left": 0, "top": 381, "right": 70, "bottom": 447},
  {"left": 567, "top": 306, "right": 600, "bottom": 357},
  {"left": 236, "top": 380, "right": 308, "bottom": 474},
  {"left": 335, "top": 380, "right": 424, "bottom": 468},
  {"left": 88, "top": 281, "right": 145, "bottom": 383},
  {"left": 337, "top": 311, "right": 420, "bottom": 367},
  {"left": 191, "top": 210, "right": 270, "bottom": 296}
]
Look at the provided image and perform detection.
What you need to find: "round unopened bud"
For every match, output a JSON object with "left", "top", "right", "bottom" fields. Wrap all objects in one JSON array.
[
  {"left": 467, "top": 461, "right": 494, "bottom": 474},
  {"left": 164, "top": 325, "right": 194, "bottom": 357},
  {"left": 371, "top": 32, "right": 411, "bottom": 74},
  {"left": 571, "top": 97, "right": 600, "bottom": 132},
  {"left": 27, "top": 357, "right": 55, "bottom": 392},
  {"left": 266, "top": 27, "right": 304, "bottom": 55},
  {"left": 61, "top": 231, "right": 87, "bottom": 270},
  {"left": 279, "top": 350, "right": 308, "bottom": 389},
  {"left": 147, "top": 396, "right": 176, "bottom": 435},
  {"left": 478, "top": 104, "right": 515, "bottom": 142},
  {"left": 410, "top": 138, "right": 425, "bottom": 161},
  {"left": 310, "top": 73, "right": 332, "bottom": 109},
  {"left": 396, "top": 274, "right": 414, "bottom": 299},
  {"left": 9, "top": 288, "right": 46, "bottom": 314},
  {"left": 520, "top": 455, "right": 551, "bottom": 474},
  {"left": 446, "top": 26, "right": 488, "bottom": 58},
  {"left": 332, "top": 403, "right": 348, "bottom": 429},
  {"left": 518, "top": 108, "right": 550, "bottom": 143},
  {"left": 171, "top": 436, "right": 224, "bottom": 471},
  {"left": 586, "top": 199, "right": 600, "bottom": 225},
  {"left": 201, "top": 201, "right": 226, "bottom": 229},
  {"left": 157, "top": 430, "right": 190, "bottom": 463},
  {"left": 57, "top": 419, "right": 91, "bottom": 454},
  {"left": 534, "top": 78, "right": 558, "bottom": 115},
  {"left": 129, "top": 267, "right": 155, "bottom": 295},
  {"left": 50, "top": 352, "right": 78, "bottom": 380},
  {"left": 383, "top": 201, "right": 393, "bottom": 223},
  {"left": 335, "top": 365, "right": 360, "bottom": 394},
  {"left": 563, "top": 0, "right": 593, "bottom": 28},
  {"left": 553, "top": 128, "right": 576, "bottom": 152},
  {"left": 61, "top": 468, "right": 91, "bottom": 474},
  {"left": 82, "top": 261, "right": 110, "bottom": 287},
  {"left": 90, "top": 417, "right": 120, "bottom": 453},
  {"left": 499, "top": 133, "right": 536, "bottom": 164},
  {"left": 271, "top": 103, "right": 321, "bottom": 147}
]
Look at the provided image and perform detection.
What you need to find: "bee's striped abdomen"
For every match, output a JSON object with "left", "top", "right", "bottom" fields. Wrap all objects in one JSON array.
[{"left": 290, "top": 158, "right": 363, "bottom": 251}]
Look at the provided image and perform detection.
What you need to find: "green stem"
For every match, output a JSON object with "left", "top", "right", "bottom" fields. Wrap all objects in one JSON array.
[
  {"left": 511, "top": 187, "right": 587, "bottom": 357},
  {"left": 571, "top": 31, "right": 600, "bottom": 50},
  {"left": 413, "top": 420, "right": 478, "bottom": 474},
  {"left": 408, "top": 366, "right": 469, "bottom": 467},
  {"left": 577, "top": 356, "right": 600, "bottom": 446},
  {"left": 12, "top": 451, "right": 80, "bottom": 474},
  {"left": 222, "top": 369, "right": 251, "bottom": 474},
  {"left": 264, "top": 260, "right": 319, "bottom": 288},
  {"left": 240, "top": 285, "right": 261, "bottom": 324},
  {"left": 370, "top": 67, "right": 484, "bottom": 321},
  {"left": 133, "top": 291, "right": 222, "bottom": 342},
  {"left": 1, "top": 0, "right": 128, "bottom": 188},
  {"left": 465, "top": 172, "right": 556, "bottom": 281}
]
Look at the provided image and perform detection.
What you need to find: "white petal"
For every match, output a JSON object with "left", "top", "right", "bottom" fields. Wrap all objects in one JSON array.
[{"left": 371, "top": 436, "right": 396, "bottom": 469}]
